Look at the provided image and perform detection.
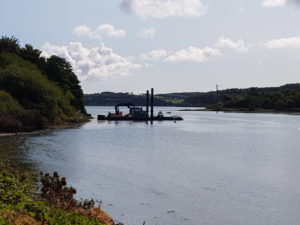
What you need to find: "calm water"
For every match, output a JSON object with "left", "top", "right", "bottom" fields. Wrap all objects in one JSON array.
[{"left": 1, "top": 106, "right": 300, "bottom": 225}]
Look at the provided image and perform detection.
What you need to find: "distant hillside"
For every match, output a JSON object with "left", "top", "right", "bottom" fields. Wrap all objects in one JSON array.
[
  {"left": 0, "top": 37, "right": 88, "bottom": 132},
  {"left": 85, "top": 83, "right": 300, "bottom": 111},
  {"left": 210, "top": 84, "right": 300, "bottom": 112},
  {"left": 84, "top": 92, "right": 176, "bottom": 106}
]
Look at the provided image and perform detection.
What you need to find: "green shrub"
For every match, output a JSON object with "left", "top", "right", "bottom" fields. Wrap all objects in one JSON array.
[
  {"left": 0, "top": 90, "right": 23, "bottom": 115},
  {"left": 0, "top": 163, "right": 106, "bottom": 225}
]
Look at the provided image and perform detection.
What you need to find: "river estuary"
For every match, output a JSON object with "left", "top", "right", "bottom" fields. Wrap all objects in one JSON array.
[{"left": 1, "top": 106, "right": 300, "bottom": 225}]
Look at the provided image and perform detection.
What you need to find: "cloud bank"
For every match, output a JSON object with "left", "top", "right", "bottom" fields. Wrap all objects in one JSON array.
[
  {"left": 73, "top": 24, "right": 125, "bottom": 39},
  {"left": 119, "top": 0, "right": 206, "bottom": 19},
  {"left": 42, "top": 42, "right": 141, "bottom": 81},
  {"left": 140, "top": 37, "right": 249, "bottom": 63},
  {"left": 141, "top": 47, "right": 222, "bottom": 63}
]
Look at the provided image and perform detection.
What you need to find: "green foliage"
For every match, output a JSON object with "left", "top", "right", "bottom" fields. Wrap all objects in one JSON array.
[
  {"left": 0, "top": 163, "right": 105, "bottom": 225},
  {"left": 0, "top": 90, "right": 24, "bottom": 115},
  {"left": 78, "top": 199, "right": 98, "bottom": 210},
  {"left": 0, "top": 36, "right": 20, "bottom": 54},
  {"left": 20, "top": 44, "right": 47, "bottom": 71},
  {"left": 155, "top": 95, "right": 184, "bottom": 104},
  {"left": 22, "top": 201, "right": 103, "bottom": 225},
  {"left": 45, "top": 210, "right": 104, "bottom": 225},
  {"left": 0, "top": 36, "right": 88, "bottom": 132},
  {"left": 214, "top": 86, "right": 300, "bottom": 112},
  {"left": 183, "top": 92, "right": 217, "bottom": 107},
  {"left": 0, "top": 52, "right": 76, "bottom": 121},
  {"left": 45, "top": 56, "right": 86, "bottom": 114},
  {"left": 0, "top": 164, "right": 32, "bottom": 206},
  {"left": 40, "top": 171, "right": 77, "bottom": 210}
]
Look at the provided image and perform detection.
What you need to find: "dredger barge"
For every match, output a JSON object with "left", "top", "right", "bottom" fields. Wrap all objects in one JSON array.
[{"left": 97, "top": 88, "right": 183, "bottom": 121}]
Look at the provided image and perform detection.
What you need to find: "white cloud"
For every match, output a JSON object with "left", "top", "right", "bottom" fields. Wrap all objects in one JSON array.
[
  {"left": 141, "top": 49, "right": 167, "bottom": 61},
  {"left": 166, "top": 46, "right": 222, "bottom": 63},
  {"left": 215, "top": 36, "right": 249, "bottom": 53},
  {"left": 42, "top": 42, "right": 141, "bottom": 81},
  {"left": 119, "top": 0, "right": 206, "bottom": 19},
  {"left": 73, "top": 24, "right": 126, "bottom": 39},
  {"left": 263, "top": 36, "right": 300, "bottom": 49},
  {"left": 262, "top": 0, "right": 300, "bottom": 7},
  {"left": 262, "top": 0, "right": 287, "bottom": 7},
  {"left": 136, "top": 27, "right": 156, "bottom": 39},
  {"left": 139, "top": 37, "right": 251, "bottom": 64}
]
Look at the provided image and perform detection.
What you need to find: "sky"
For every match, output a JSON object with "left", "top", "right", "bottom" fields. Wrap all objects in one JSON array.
[{"left": 1, "top": 0, "right": 300, "bottom": 94}]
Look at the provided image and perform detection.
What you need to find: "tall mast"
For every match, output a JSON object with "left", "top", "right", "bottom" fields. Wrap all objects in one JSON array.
[
  {"left": 146, "top": 90, "right": 149, "bottom": 117},
  {"left": 216, "top": 84, "right": 219, "bottom": 113},
  {"left": 151, "top": 88, "right": 154, "bottom": 120}
]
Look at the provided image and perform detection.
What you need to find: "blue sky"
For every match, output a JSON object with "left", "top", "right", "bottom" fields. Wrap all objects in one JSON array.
[{"left": 1, "top": 0, "right": 300, "bottom": 93}]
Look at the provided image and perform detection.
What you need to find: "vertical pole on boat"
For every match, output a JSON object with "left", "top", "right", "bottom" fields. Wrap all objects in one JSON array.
[
  {"left": 216, "top": 84, "right": 219, "bottom": 113},
  {"left": 151, "top": 88, "right": 154, "bottom": 120},
  {"left": 146, "top": 90, "right": 149, "bottom": 117}
]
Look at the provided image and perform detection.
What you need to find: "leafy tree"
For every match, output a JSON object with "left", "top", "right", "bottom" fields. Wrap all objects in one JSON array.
[
  {"left": 20, "top": 44, "right": 47, "bottom": 71},
  {"left": 0, "top": 37, "right": 88, "bottom": 132},
  {"left": 0, "top": 52, "right": 76, "bottom": 121},
  {"left": 0, "top": 36, "right": 20, "bottom": 54},
  {"left": 45, "top": 56, "right": 86, "bottom": 113}
]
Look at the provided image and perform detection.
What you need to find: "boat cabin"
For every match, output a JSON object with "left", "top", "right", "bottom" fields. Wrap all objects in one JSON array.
[{"left": 129, "top": 107, "right": 148, "bottom": 118}]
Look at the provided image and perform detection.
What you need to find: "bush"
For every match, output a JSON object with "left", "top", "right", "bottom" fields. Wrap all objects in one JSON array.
[
  {"left": 40, "top": 171, "right": 77, "bottom": 211},
  {"left": 0, "top": 90, "right": 23, "bottom": 115},
  {"left": 0, "top": 163, "right": 107, "bottom": 225}
]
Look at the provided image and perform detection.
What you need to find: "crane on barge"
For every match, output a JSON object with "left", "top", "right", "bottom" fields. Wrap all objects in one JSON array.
[{"left": 97, "top": 88, "right": 183, "bottom": 121}]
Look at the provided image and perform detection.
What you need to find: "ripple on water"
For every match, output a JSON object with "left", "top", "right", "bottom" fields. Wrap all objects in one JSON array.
[{"left": 3, "top": 107, "right": 300, "bottom": 225}]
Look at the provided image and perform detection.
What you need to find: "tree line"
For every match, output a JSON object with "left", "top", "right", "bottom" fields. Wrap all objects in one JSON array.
[
  {"left": 212, "top": 84, "right": 300, "bottom": 111},
  {"left": 84, "top": 84, "right": 300, "bottom": 112}
]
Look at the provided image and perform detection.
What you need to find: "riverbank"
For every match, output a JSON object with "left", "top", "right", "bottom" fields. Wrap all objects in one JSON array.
[
  {"left": 179, "top": 108, "right": 300, "bottom": 115},
  {"left": 0, "top": 115, "right": 92, "bottom": 137},
  {"left": 0, "top": 162, "right": 116, "bottom": 225}
]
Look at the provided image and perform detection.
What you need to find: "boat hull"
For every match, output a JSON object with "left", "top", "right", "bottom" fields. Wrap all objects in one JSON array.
[{"left": 97, "top": 115, "right": 183, "bottom": 121}]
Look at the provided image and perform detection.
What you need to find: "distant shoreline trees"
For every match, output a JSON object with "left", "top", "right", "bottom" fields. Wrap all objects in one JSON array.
[{"left": 84, "top": 84, "right": 300, "bottom": 112}]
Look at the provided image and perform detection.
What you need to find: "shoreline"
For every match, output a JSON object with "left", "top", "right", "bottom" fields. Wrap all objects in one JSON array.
[
  {"left": 0, "top": 130, "right": 49, "bottom": 137},
  {"left": 178, "top": 108, "right": 300, "bottom": 115},
  {"left": 0, "top": 119, "right": 92, "bottom": 137}
]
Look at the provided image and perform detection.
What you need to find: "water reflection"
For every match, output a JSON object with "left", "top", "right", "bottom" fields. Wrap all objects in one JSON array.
[
  {"left": 0, "top": 136, "right": 38, "bottom": 173},
  {"left": 0, "top": 136, "right": 26, "bottom": 161}
]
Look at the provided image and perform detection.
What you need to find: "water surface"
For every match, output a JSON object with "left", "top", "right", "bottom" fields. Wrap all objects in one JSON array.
[{"left": 1, "top": 106, "right": 300, "bottom": 225}]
